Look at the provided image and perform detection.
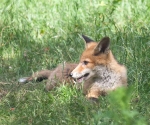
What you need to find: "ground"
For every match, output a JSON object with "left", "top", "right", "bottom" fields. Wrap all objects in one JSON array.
[{"left": 0, "top": 0, "right": 150, "bottom": 124}]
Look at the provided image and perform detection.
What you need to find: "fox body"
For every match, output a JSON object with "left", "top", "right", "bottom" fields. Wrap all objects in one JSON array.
[
  {"left": 19, "top": 63, "right": 78, "bottom": 90},
  {"left": 19, "top": 35, "right": 127, "bottom": 99}
]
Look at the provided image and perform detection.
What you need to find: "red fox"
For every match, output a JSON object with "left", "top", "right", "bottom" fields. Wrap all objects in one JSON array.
[{"left": 19, "top": 35, "right": 127, "bottom": 99}]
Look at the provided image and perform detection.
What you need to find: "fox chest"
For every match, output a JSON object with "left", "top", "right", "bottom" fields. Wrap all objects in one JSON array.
[{"left": 94, "top": 67, "right": 121, "bottom": 91}]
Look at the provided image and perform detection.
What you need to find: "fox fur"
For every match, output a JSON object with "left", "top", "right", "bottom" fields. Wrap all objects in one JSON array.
[{"left": 19, "top": 35, "right": 127, "bottom": 99}]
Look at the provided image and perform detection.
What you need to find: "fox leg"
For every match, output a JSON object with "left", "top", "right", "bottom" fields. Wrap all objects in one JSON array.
[
  {"left": 18, "top": 70, "right": 52, "bottom": 83},
  {"left": 86, "top": 86, "right": 107, "bottom": 102},
  {"left": 83, "top": 81, "right": 100, "bottom": 99},
  {"left": 45, "top": 78, "right": 58, "bottom": 91},
  {"left": 86, "top": 88, "right": 101, "bottom": 99}
]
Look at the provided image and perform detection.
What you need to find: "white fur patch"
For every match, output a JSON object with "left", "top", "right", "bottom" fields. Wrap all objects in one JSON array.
[
  {"left": 93, "top": 65, "right": 122, "bottom": 91},
  {"left": 71, "top": 64, "right": 125, "bottom": 91},
  {"left": 18, "top": 77, "right": 28, "bottom": 83}
]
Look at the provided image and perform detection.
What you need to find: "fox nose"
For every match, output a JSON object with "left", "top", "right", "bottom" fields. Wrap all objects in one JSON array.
[{"left": 69, "top": 73, "right": 73, "bottom": 77}]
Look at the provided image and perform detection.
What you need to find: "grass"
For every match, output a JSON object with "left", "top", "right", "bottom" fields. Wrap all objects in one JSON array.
[{"left": 0, "top": 0, "right": 150, "bottom": 124}]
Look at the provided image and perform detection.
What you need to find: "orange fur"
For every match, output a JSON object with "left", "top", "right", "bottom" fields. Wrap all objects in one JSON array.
[{"left": 71, "top": 36, "right": 127, "bottom": 98}]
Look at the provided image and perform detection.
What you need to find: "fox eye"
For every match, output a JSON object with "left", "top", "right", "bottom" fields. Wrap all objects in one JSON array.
[{"left": 83, "top": 61, "right": 89, "bottom": 65}]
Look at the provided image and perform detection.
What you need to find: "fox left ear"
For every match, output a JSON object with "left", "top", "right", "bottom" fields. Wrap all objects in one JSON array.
[
  {"left": 94, "top": 37, "right": 110, "bottom": 55},
  {"left": 82, "top": 35, "right": 94, "bottom": 43},
  {"left": 81, "top": 35, "right": 94, "bottom": 48}
]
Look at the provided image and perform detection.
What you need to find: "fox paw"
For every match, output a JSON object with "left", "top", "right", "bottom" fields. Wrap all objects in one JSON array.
[{"left": 88, "top": 97, "right": 99, "bottom": 103}]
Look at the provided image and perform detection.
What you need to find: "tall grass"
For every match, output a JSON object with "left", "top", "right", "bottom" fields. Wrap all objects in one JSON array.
[{"left": 0, "top": 0, "right": 150, "bottom": 124}]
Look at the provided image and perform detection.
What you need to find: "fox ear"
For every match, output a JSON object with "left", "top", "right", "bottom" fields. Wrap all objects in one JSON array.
[
  {"left": 94, "top": 37, "right": 110, "bottom": 55},
  {"left": 82, "top": 35, "right": 94, "bottom": 43},
  {"left": 81, "top": 35, "right": 94, "bottom": 48}
]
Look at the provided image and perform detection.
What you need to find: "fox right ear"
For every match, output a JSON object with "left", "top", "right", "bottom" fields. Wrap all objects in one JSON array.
[
  {"left": 81, "top": 35, "right": 94, "bottom": 48},
  {"left": 94, "top": 37, "right": 110, "bottom": 55}
]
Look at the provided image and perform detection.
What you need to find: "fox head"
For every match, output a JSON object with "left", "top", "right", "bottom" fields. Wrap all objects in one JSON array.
[{"left": 70, "top": 35, "right": 112, "bottom": 83}]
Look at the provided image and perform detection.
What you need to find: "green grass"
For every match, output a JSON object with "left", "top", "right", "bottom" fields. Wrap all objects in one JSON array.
[{"left": 0, "top": 0, "right": 150, "bottom": 124}]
